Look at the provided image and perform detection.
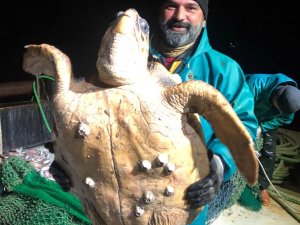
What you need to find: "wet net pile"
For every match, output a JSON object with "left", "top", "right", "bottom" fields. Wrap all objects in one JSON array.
[{"left": 0, "top": 156, "right": 91, "bottom": 225}]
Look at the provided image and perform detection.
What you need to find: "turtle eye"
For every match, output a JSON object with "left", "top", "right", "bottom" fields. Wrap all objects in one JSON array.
[
  {"left": 115, "top": 11, "right": 124, "bottom": 19},
  {"left": 138, "top": 17, "right": 149, "bottom": 34}
]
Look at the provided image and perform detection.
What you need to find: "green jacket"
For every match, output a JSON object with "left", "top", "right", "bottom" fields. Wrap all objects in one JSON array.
[
  {"left": 245, "top": 73, "right": 297, "bottom": 133},
  {"left": 151, "top": 28, "right": 258, "bottom": 181}
]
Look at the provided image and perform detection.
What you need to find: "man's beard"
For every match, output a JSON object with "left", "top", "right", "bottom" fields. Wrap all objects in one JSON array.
[{"left": 159, "top": 19, "right": 202, "bottom": 48}]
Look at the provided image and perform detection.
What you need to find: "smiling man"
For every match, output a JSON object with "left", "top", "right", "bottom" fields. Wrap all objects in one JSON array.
[
  {"left": 158, "top": 0, "right": 206, "bottom": 48},
  {"left": 149, "top": 0, "right": 258, "bottom": 224}
]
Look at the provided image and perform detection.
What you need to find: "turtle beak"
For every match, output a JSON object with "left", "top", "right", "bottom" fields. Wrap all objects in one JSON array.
[{"left": 113, "top": 9, "right": 138, "bottom": 35}]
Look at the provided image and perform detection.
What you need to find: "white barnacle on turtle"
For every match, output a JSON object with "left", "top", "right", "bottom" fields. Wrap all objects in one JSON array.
[
  {"left": 76, "top": 123, "right": 91, "bottom": 139},
  {"left": 143, "top": 191, "right": 155, "bottom": 204},
  {"left": 23, "top": 8, "right": 258, "bottom": 225},
  {"left": 155, "top": 154, "right": 169, "bottom": 167},
  {"left": 85, "top": 177, "right": 96, "bottom": 189}
]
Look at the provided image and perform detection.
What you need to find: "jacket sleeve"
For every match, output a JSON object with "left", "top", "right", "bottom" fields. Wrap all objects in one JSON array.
[
  {"left": 260, "top": 113, "right": 294, "bottom": 131},
  {"left": 246, "top": 73, "right": 297, "bottom": 133},
  {"left": 206, "top": 61, "right": 258, "bottom": 181}
]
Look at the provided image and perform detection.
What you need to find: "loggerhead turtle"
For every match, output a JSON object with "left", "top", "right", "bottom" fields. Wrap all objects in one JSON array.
[{"left": 22, "top": 9, "right": 258, "bottom": 225}]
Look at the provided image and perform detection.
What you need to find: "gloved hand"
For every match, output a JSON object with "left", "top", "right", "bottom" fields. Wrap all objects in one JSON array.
[
  {"left": 185, "top": 152, "right": 224, "bottom": 209},
  {"left": 49, "top": 161, "right": 71, "bottom": 192},
  {"left": 272, "top": 84, "right": 300, "bottom": 113}
]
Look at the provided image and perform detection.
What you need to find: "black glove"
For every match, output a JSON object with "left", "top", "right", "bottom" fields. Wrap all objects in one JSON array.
[
  {"left": 185, "top": 152, "right": 224, "bottom": 209},
  {"left": 49, "top": 161, "right": 71, "bottom": 192}
]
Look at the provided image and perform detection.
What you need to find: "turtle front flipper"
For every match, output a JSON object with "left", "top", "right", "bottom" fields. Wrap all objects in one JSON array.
[
  {"left": 163, "top": 80, "right": 258, "bottom": 185},
  {"left": 23, "top": 44, "right": 72, "bottom": 94}
]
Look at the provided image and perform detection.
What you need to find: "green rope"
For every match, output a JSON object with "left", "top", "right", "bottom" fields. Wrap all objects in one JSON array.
[
  {"left": 269, "top": 187, "right": 300, "bottom": 205},
  {"left": 272, "top": 131, "right": 300, "bottom": 183},
  {"left": 32, "top": 74, "right": 55, "bottom": 134},
  {"left": 266, "top": 129, "right": 300, "bottom": 222},
  {"left": 269, "top": 191, "right": 300, "bottom": 223}
]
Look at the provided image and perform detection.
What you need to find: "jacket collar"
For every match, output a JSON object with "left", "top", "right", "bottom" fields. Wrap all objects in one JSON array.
[{"left": 190, "top": 28, "right": 212, "bottom": 58}]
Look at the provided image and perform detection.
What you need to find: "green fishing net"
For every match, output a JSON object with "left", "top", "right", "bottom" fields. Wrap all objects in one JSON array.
[
  {"left": 206, "top": 171, "right": 248, "bottom": 224},
  {"left": 206, "top": 133, "right": 264, "bottom": 225},
  {"left": 0, "top": 156, "right": 91, "bottom": 225}
]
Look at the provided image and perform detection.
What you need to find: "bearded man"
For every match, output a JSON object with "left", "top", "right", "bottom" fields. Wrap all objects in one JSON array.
[{"left": 149, "top": 0, "right": 258, "bottom": 224}]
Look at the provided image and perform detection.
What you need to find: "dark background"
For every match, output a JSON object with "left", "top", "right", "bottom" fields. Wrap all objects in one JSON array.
[{"left": 0, "top": 0, "right": 299, "bottom": 130}]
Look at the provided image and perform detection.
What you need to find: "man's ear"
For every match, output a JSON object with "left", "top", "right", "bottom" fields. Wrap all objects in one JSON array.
[{"left": 202, "top": 20, "right": 206, "bottom": 28}]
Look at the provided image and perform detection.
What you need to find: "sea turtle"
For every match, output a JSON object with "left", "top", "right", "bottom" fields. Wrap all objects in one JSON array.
[{"left": 22, "top": 9, "right": 258, "bottom": 225}]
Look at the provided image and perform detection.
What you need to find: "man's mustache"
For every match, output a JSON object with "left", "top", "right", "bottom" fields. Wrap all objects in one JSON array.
[{"left": 167, "top": 20, "right": 191, "bottom": 29}]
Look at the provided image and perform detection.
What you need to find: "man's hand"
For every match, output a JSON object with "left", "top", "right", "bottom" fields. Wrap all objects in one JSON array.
[
  {"left": 185, "top": 153, "right": 224, "bottom": 209},
  {"left": 49, "top": 161, "right": 71, "bottom": 192}
]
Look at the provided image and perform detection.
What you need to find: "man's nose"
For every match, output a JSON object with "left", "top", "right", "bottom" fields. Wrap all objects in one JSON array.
[{"left": 173, "top": 6, "right": 186, "bottom": 21}]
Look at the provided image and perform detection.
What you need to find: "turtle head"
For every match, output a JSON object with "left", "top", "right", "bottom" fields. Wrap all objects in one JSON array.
[{"left": 97, "top": 9, "right": 150, "bottom": 86}]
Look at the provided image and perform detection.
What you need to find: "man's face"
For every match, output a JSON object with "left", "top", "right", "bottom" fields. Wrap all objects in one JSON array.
[{"left": 159, "top": 0, "right": 206, "bottom": 47}]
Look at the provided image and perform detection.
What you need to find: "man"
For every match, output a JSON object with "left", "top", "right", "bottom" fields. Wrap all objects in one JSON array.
[
  {"left": 246, "top": 73, "right": 300, "bottom": 206},
  {"left": 148, "top": 0, "right": 258, "bottom": 224}
]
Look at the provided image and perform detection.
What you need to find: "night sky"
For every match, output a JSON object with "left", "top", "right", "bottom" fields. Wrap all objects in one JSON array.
[{"left": 0, "top": 0, "right": 299, "bottom": 130}]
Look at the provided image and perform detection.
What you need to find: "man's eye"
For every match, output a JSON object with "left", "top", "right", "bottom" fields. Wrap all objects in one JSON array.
[
  {"left": 166, "top": 6, "right": 176, "bottom": 10},
  {"left": 164, "top": 3, "right": 177, "bottom": 10},
  {"left": 187, "top": 6, "right": 197, "bottom": 11}
]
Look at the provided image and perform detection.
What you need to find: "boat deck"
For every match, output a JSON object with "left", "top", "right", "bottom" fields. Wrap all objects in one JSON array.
[{"left": 212, "top": 194, "right": 300, "bottom": 225}]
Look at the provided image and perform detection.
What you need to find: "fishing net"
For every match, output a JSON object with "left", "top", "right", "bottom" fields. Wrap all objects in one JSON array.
[
  {"left": 0, "top": 156, "right": 91, "bottom": 225},
  {"left": 206, "top": 132, "right": 264, "bottom": 225},
  {"left": 206, "top": 171, "right": 247, "bottom": 224}
]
